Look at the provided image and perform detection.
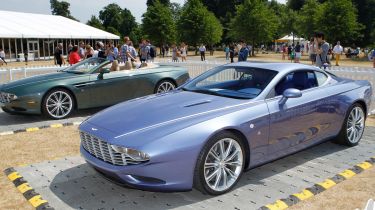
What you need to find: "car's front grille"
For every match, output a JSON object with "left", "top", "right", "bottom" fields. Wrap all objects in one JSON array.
[
  {"left": 0, "top": 92, "right": 10, "bottom": 103},
  {"left": 80, "top": 131, "right": 142, "bottom": 166}
]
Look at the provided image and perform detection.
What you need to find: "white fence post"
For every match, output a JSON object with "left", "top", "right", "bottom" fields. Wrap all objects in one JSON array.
[{"left": 9, "top": 69, "right": 12, "bottom": 81}]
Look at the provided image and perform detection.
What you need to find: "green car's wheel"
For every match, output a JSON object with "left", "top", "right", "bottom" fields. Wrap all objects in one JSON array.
[
  {"left": 42, "top": 88, "right": 74, "bottom": 119},
  {"left": 155, "top": 80, "right": 176, "bottom": 94}
]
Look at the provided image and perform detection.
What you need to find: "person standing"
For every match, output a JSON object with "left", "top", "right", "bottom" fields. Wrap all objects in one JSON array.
[
  {"left": 54, "top": 43, "right": 65, "bottom": 67},
  {"left": 128, "top": 41, "right": 137, "bottom": 63},
  {"left": 287, "top": 45, "right": 292, "bottom": 60},
  {"left": 294, "top": 42, "right": 301, "bottom": 63},
  {"left": 333, "top": 41, "right": 343, "bottom": 66},
  {"left": 79, "top": 42, "right": 85, "bottom": 59},
  {"left": 171, "top": 44, "right": 178, "bottom": 62},
  {"left": 121, "top": 36, "right": 131, "bottom": 63},
  {"left": 229, "top": 44, "right": 235, "bottom": 63},
  {"left": 69, "top": 46, "right": 81, "bottom": 65},
  {"left": 224, "top": 45, "right": 230, "bottom": 61},
  {"left": 199, "top": 44, "right": 206, "bottom": 61},
  {"left": 106, "top": 41, "right": 118, "bottom": 62},
  {"left": 85, "top": 45, "right": 94, "bottom": 59},
  {"left": 148, "top": 40, "right": 156, "bottom": 63},
  {"left": 282, "top": 44, "right": 287, "bottom": 60},
  {"left": 371, "top": 49, "right": 375, "bottom": 68},
  {"left": 238, "top": 40, "right": 249, "bottom": 62},
  {"left": 308, "top": 38, "right": 316, "bottom": 65},
  {"left": 140, "top": 39, "right": 150, "bottom": 63},
  {"left": 0, "top": 48, "right": 7, "bottom": 65},
  {"left": 180, "top": 43, "right": 187, "bottom": 62},
  {"left": 314, "top": 32, "right": 330, "bottom": 68}
]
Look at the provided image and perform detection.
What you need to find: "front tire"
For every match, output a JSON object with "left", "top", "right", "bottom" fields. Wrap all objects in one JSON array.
[
  {"left": 335, "top": 103, "right": 365, "bottom": 146},
  {"left": 194, "top": 132, "right": 245, "bottom": 195},
  {"left": 42, "top": 88, "right": 74, "bottom": 119}
]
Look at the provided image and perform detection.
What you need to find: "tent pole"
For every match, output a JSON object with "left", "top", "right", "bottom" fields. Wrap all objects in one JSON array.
[
  {"left": 43, "top": 40, "right": 45, "bottom": 60},
  {"left": 48, "top": 40, "right": 50, "bottom": 60},
  {"left": 52, "top": 40, "right": 55, "bottom": 56},
  {"left": 37, "top": 39, "right": 40, "bottom": 60},
  {"left": 21, "top": 38, "right": 24, "bottom": 55},
  {"left": 8, "top": 39, "right": 12, "bottom": 62},
  {"left": 15, "top": 39, "right": 18, "bottom": 61},
  {"left": 1, "top": 38, "right": 3, "bottom": 50}
]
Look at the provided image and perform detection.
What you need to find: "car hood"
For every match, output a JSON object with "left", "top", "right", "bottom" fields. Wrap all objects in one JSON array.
[
  {"left": 1, "top": 71, "right": 80, "bottom": 90},
  {"left": 81, "top": 90, "right": 252, "bottom": 145}
]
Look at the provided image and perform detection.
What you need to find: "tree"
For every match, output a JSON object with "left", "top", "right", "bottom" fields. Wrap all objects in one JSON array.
[
  {"left": 98, "top": 3, "right": 138, "bottom": 39},
  {"left": 229, "top": 0, "right": 278, "bottom": 55},
  {"left": 87, "top": 15, "right": 104, "bottom": 30},
  {"left": 296, "top": 0, "right": 322, "bottom": 39},
  {"left": 201, "top": 12, "right": 223, "bottom": 47},
  {"left": 142, "top": 0, "right": 176, "bottom": 48},
  {"left": 287, "top": 0, "right": 306, "bottom": 10},
  {"left": 201, "top": 0, "right": 244, "bottom": 43},
  {"left": 50, "top": 0, "right": 77, "bottom": 21},
  {"left": 352, "top": 0, "right": 375, "bottom": 47},
  {"left": 119, "top": 9, "right": 138, "bottom": 38},
  {"left": 170, "top": 2, "right": 182, "bottom": 21},
  {"left": 178, "top": 0, "right": 223, "bottom": 52},
  {"left": 146, "top": 0, "right": 170, "bottom": 6},
  {"left": 99, "top": 4, "right": 123, "bottom": 30},
  {"left": 318, "top": 0, "right": 363, "bottom": 45}
]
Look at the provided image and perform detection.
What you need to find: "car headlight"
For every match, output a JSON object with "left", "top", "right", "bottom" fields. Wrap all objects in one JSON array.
[
  {"left": 0, "top": 92, "right": 18, "bottom": 103},
  {"left": 111, "top": 145, "right": 150, "bottom": 161}
]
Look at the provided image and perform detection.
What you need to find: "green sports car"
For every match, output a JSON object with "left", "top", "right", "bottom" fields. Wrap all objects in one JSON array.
[{"left": 0, "top": 57, "right": 189, "bottom": 119}]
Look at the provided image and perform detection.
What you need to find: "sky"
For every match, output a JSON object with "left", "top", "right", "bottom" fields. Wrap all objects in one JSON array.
[{"left": 0, "top": 0, "right": 286, "bottom": 23}]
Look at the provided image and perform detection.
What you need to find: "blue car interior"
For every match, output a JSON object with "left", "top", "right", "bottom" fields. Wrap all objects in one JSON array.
[{"left": 275, "top": 71, "right": 318, "bottom": 95}]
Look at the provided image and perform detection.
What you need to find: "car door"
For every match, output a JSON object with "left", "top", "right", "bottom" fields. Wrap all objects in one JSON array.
[
  {"left": 88, "top": 70, "right": 138, "bottom": 107},
  {"left": 265, "top": 70, "right": 323, "bottom": 158}
]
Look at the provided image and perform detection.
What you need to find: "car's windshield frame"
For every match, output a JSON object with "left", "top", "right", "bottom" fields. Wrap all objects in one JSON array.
[
  {"left": 63, "top": 57, "right": 110, "bottom": 74},
  {"left": 182, "top": 65, "right": 278, "bottom": 100}
]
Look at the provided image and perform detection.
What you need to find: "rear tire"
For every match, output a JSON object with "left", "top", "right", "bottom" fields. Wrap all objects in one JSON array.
[
  {"left": 194, "top": 132, "right": 245, "bottom": 195},
  {"left": 154, "top": 80, "right": 176, "bottom": 94},
  {"left": 334, "top": 103, "right": 365, "bottom": 146},
  {"left": 42, "top": 88, "right": 74, "bottom": 119}
]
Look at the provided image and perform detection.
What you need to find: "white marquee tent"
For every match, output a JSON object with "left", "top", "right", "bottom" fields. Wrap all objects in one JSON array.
[{"left": 0, "top": 10, "right": 120, "bottom": 62}]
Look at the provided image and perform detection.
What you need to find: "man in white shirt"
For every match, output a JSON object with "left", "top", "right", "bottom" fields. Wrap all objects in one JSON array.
[
  {"left": 333, "top": 41, "right": 343, "bottom": 66},
  {"left": 199, "top": 44, "right": 206, "bottom": 61}
]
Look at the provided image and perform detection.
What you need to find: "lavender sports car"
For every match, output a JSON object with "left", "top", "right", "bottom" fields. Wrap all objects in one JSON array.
[{"left": 80, "top": 62, "right": 372, "bottom": 195}]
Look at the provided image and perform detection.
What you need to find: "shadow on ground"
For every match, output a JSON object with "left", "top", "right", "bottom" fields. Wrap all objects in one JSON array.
[{"left": 48, "top": 137, "right": 374, "bottom": 210}]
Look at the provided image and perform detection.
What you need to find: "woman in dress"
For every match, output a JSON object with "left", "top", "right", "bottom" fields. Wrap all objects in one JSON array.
[{"left": 180, "top": 43, "right": 187, "bottom": 62}]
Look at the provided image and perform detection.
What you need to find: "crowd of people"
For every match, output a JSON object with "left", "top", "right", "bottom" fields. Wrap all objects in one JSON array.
[
  {"left": 53, "top": 37, "right": 159, "bottom": 67},
  {"left": 47, "top": 34, "right": 375, "bottom": 70},
  {"left": 279, "top": 32, "right": 375, "bottom": 68}
]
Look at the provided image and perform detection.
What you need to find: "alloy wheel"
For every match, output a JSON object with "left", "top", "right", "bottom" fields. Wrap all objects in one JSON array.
[
  {"left": 156, "top": 81, "right": 175, "bottom": 93},
  {"left": 204, "top": 138, "right": 243, "bottom": 192},
  {"left": 46, "top": 91, "right": 73, "bottom": 119},
  {"left": 346, "top": 106, "right": 365, "bottom": 144}
]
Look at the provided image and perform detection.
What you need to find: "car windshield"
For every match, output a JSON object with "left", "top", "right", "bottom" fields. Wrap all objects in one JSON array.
[
  {"left": 183, "top": 66, "right": 278, "bottom": 99},
  {"left": 63, "top": 57, "right": 108, "bottom": 74}
]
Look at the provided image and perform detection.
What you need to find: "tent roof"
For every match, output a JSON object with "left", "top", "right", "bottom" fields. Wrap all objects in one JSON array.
[
  {"left": 0, "top": 10, "right": 119, "bottom": 40},
  {"left": 275, "top": 35, "right": 305, "bottom": 42}
]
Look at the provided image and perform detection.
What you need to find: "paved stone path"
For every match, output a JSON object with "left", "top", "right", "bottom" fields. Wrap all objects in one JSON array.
[{"left": 13, "top": 127, "right": 375, "bottom": 210}]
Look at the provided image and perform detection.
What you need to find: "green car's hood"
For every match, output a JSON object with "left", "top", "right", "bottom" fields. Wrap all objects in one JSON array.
[{"left": 1, "top": 72, "right": 82, "bottom": 91}]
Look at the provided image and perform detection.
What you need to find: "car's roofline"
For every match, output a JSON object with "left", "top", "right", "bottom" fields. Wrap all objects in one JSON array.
[{"left": 223, "top": 62, "right": 321, "bottom": 73}]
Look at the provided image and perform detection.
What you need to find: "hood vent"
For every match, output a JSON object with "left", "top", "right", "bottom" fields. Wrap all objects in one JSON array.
[{"left": 183, "top": 100, "right": 212, "bottom": 107}]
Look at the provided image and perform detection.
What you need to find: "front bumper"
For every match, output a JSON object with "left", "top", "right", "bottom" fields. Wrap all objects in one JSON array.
[
  {"left": 0, "top": 96, "right": 41, "bottom": 114},
  {"left": 81, "top": 145, "right": 193, "bottom": 192}
]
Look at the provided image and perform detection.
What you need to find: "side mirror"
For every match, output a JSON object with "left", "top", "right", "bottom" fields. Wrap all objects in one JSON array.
[
  {"left": 97, "top": 68, "right": 110, "bottom": 80},
  {"left": 279, "top": 88, "right": 302, "bottom": 105},
  {"left": 101, "top": 68, "right": 111, "bottom": 74}
]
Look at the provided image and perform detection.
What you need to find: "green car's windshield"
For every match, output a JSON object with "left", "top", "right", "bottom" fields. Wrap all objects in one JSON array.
[
  {"left": 63, "top": 57, "right": 109, "bottom": 74},
  {"left": 183, "top": 66, "right": 278, "bottom": 99}
]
